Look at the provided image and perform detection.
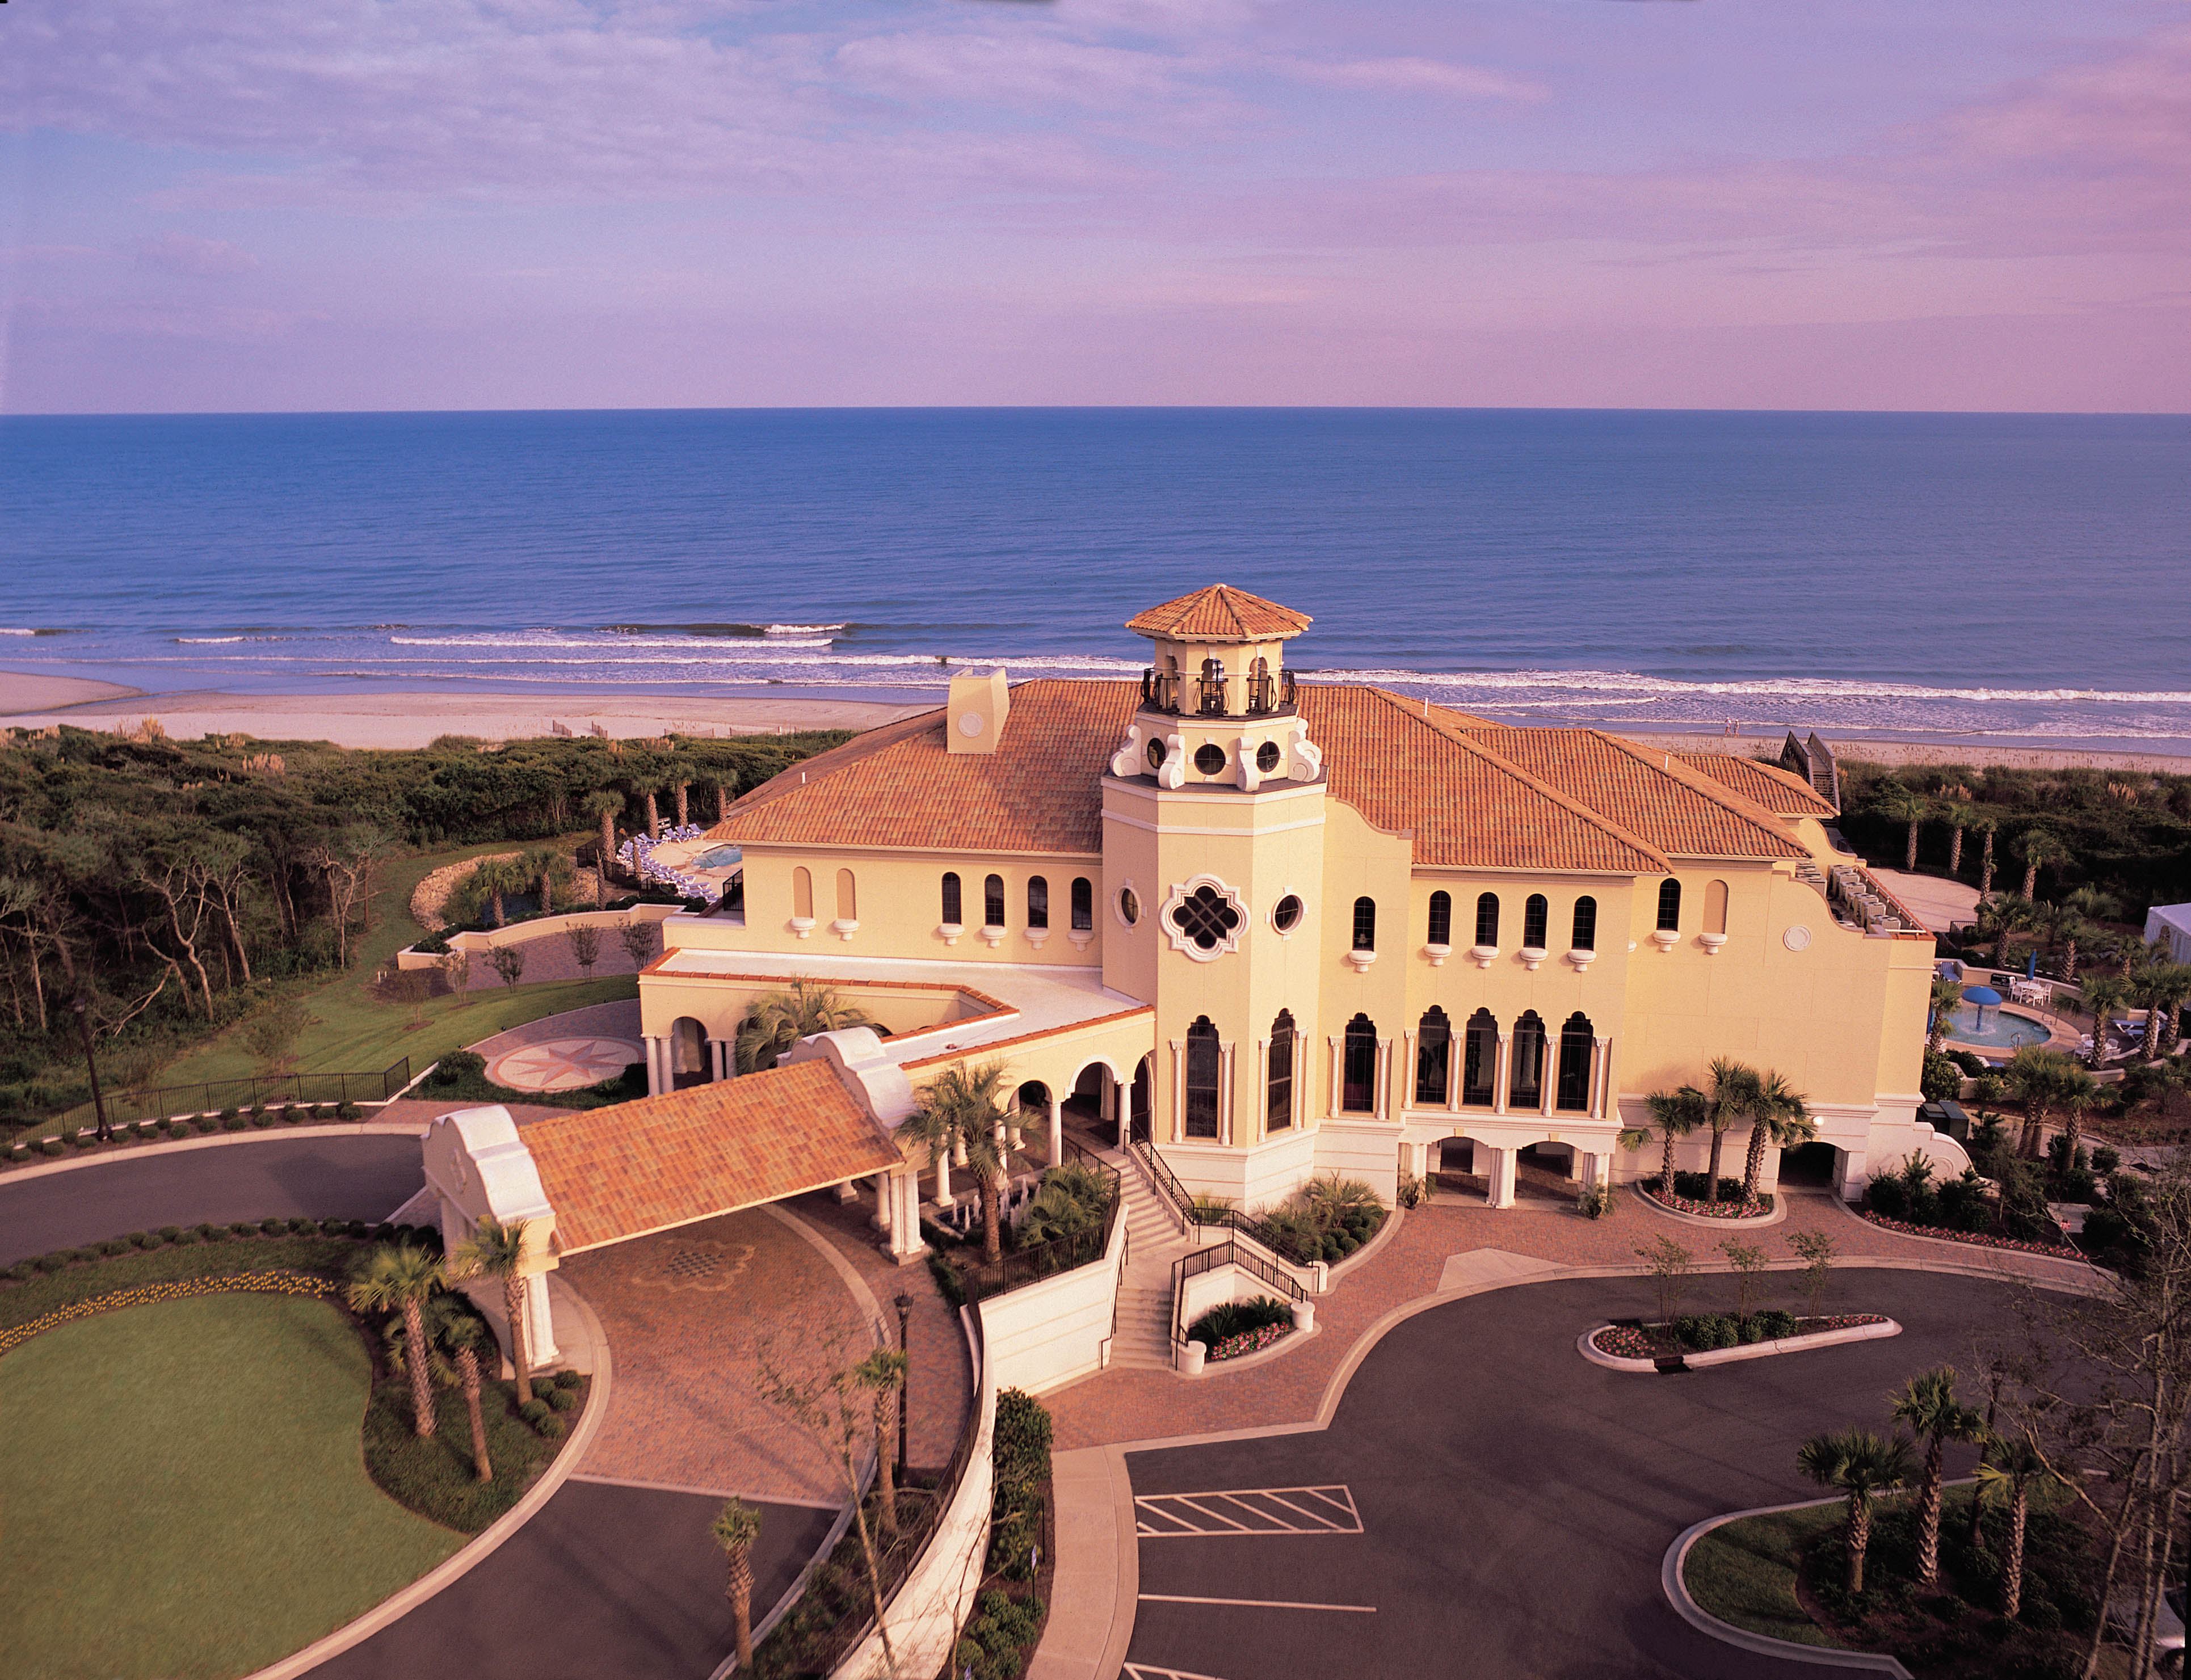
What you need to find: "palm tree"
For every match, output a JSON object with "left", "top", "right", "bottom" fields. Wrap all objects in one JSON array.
[
  {"left": 2134, "top": 961, "right": 2191, "bottom": 1061},
  {"left": 1977, "top": 894, "right": 2034, "bottom": 970},
  {"left": 2079, "top": 974, "right": 2130, "bottom": 1066},
  {"left": 1887, "top": 1368, "right": 1984, "bottom": 1586},
  {"left": 440, "top": 1314, "right": 495, "bottom": 1483},
  {"left": 1976, "top": 1437, "right": 2054, "bottom": 1618},
  {"left": 1700, "top": 1058, "right": 1761, "bottom": 1206},
  {"left": 2035, "top": 903, "right": 2096, "bottom": 984},
  {"left": 855, "top": 1346, "right": 908, "bottom": 1539},
  {"left": 1797, "top": 1428, "right": 1914, "bottom": 1595},
  {"left": 2015, "top": 828, "right": 2072, "bottom": 902},
  {"left": 1927, "top": 975, "right": 1967, "bottom": 1053},
  {"left": 520, "top": 845, "right": 559, "bottom": 915},
  {"left": 347, "top": 1243, "right": 448, "bottom": 1437},
  {"left": 1881, "top": 789, "right": 1928, "bottom": 871},
  {"left": 583, "top": 790, "right": 624, "bottom": 901},
  {"left": 451, "top": 1214, "right": 536, "bottom": 1404},
  {"left": 904, "top": 1061, "right": 1011, "bottom": 1264},
  {"left": 2002, "top": 1046, "right": 2092, "bottom": 1159},
  {"left": 1739, "top": 1069, "right": 1814, "bottom": 1204},
  {"left": 712, "top": 1498, "right": 764, "bottom": 1673},
  {"left": 473, "top": 855, "right": 517, "bottom": 928},
  {"left": 1939, "top": 801, "right": 1973, "bottom": 877},
  {"left": 1974, "top": 815, "right": 1999, "bottom": 896},
  {"left": 734, "top": 979, "right": 877, "bottom": 1073}
]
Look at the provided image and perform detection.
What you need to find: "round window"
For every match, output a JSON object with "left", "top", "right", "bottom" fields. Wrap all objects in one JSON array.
[
  {"left": 1193, "top": 743, "right": 1227, "bottom": 776},
  {"left": 1256, "top": 739, "right": 1282, "bottom": 774},
  {"left": 1272, "top": 893, "right": 1303, "bottom": 933},
  {"left": 1118, "top": 886, "right": 1140, "bottom": 925},
  {"left": 1146, "top": 738, "right": 1166, "bottom": 771}
]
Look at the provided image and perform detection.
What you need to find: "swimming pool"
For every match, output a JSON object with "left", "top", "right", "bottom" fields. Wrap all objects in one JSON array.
[
  {"left": 691, "top": 844, "right": 742, "bottom": 870},
  {"left": 1944, "top": 1003, "right": 2053, "bottom": 1051}
]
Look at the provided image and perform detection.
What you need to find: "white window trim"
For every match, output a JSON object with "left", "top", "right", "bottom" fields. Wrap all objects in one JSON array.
[{"left": 1159, "top": 873, "right": 1248, "bottom": 963}]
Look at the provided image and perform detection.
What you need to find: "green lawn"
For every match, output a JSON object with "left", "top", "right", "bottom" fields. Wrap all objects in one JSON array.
[
  {"left": 1683, "top": 1502, "right": 1849, "bottom": 1649},
  {"left": 148, "top": 841, "right": 634, "bottom": 1090},
  {"left": 0, "top": 1292, "right": 463, "bottom": 1680}
]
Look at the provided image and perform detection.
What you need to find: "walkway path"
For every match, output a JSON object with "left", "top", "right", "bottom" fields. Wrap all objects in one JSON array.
[{"left": 471, "top": 1000, "right": 644, "bottom": 1092}]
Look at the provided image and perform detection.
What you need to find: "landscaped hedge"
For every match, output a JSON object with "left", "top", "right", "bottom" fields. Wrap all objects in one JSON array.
[
  {"left": 951, "top": 1388, "right": 1054, "bottom": 1680},
  {"left": 361, "top": 1355, "right": 587, "bottom": 1533}
]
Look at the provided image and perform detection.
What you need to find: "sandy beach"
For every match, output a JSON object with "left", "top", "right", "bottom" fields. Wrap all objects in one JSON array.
[{"left": 6, "top": 670, "right": 2188, "bottom": 772}]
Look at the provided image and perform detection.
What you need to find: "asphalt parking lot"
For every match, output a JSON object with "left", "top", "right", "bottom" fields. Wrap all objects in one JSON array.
[{"left": 1123, "top": 1268, "right": 2022, "bottom": 1680}]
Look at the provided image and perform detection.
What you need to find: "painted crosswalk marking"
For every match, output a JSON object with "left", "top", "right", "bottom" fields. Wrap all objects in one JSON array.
[
  {"left": 1133, "top": 1484, "right": 1362, "bottom": 1538},
  {"left": 1125, "top": 1665, "right": 1233, "bottom": 1680}
]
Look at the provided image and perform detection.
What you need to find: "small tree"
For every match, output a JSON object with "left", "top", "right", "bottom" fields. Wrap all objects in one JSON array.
[
  {"left": 1797, "top": 1428, "right": 1914, "bottom": 1595},
  {"left": 1788, "top": 1229, "right": 1836, "bottom": 1322},
  {"left": 347, "top": 1244, "right": 447, "bottom": 1437},
  {"left": 855, "top": 1346, "right": 908, "bottom": 1539},
  {"left": 1719, "top": 1237, "right": 1769, "bottom": 1325},
  {"left": 242, "top": 997, "right": 312, "bottom": 1079},
  {"left": 712, "top": 1498, "right": 763, "bottom": 1673},
  {"left": 388, "top": 965, "right": 432, "bottom": 1029},
  {"left": 450, "top": 1215, "right": 536, "bottom": 1404},
  {"left": 1635, "top": 1236, "right": 1694, "bottom": 1327},
  {"left": 489, "top": 944, "right": 527, "bottom": 991},
  {"left": 440, "top": 1314, "right": 495, "bottom": 1483},
  {"left": 905, "top": 1062, "right": 1012, "bottom": 1265},
  {"left": 1889, "top": 1367, "right": 1984, "bottom": 1586},
  {"left": 616, "top": 916, "right": 659, "bottom": 973},
  {"left": 584, "top": 790, "right": 625, "bottom": 900},
  {"left": 1644, "top": 1087, "right": 1705, "bottom": 1202},
  {"left": 1976, "top": 1437, "right": 2054, "bottom": 1618},
  {"left": 440, "top": 950, "right": 471, "bottom": 995},
  {"left": 1739, "top": 1068, "right": 1813, "bottom": 1204},
  {"left": 565, "top": 924, "right": 602, "bottom": 978}
]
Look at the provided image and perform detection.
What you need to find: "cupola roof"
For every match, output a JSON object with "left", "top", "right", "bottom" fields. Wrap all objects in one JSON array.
[{"left": 1124, "top": 584, "right": 1311, "bottom": 643}]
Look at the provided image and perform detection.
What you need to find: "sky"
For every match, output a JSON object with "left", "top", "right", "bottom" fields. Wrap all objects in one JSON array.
[{"left": 2, "top": 0, "right": 2186, "bottom": 413}]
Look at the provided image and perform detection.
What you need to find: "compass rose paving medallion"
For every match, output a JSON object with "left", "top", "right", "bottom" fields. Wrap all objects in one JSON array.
[{"left": 485, "top": 1035, "right": 644, "bottom": 1093}]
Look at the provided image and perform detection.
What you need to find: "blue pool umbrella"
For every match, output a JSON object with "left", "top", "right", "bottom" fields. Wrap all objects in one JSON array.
[
  {"left": 1963, "top": 986, "right": 2003, "bottom": 1005},
  {"left": 2028, "top": 950, "right": 2038, "bottom": 979}
]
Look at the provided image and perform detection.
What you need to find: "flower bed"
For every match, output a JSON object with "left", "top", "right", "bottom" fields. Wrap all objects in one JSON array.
[
  {"left": 1856, "top": 1210, "right": 2082, "bottom": 1260},
  {"left": 1210, "top": 1321, "right": 1293, "bottom": 1362},
  {"left": 0, "top": 1270, "right": 337, "bottom": 1355},
  {"left": 1589, "top": 1313, "right": 1887, "bottom": 1363},
  {"left": 1640, "top": 1185, "right": 1773, "bottom": 1220}
]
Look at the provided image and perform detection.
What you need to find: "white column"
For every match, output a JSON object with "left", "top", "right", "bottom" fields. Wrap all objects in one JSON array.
[
  {"left": 1374, "top": 1039, "right": 1392, "bottom": 1121},
  {"left": 518, "top": 1267, "right": 560, "bottom": 1365},
  {"left": 1541, "top": 1033, "right": 1558, "bottom": 1119},
  {"left": 889, "top": 1169, "right": 926, "bottom": 1258},
  {"left": 1593, "top": 1037, "right": 1613, "bottom": 1120},
  {"left": 872, "top": 1171, "right": 893, "bottom": 1234},
  {"left": 1402, "top": 1031, "right": 1417, "bottom": 1113},
  {"left": 1293, "top": 1035, "right": 1308, "bottom": 1130},
  {"left": 1590, "top": 1037, "right": 1610, "bottom": 1119},
  {"left": 933, "top": 1149, "right": 953, "bottom": 1210},
  {"left": 643, "top": 1035, "right": 666, "bottom": 1096},
  {"left": 1493, "top": 1033, "right": 1512, "bottom": 1116},
  {"left": 1326, "top": 1037, "right": 1341, "bottom": 1117},
  {"left": 1488, "top": 1146, "right": 1518, "bottom": 1209},
  {"left": 1254, "top": 1039, "right": 1269, "bottom": 1144},
  {"left": 709, "top": 1038, "right": 729, "bottom": 1081},
  {"left": 1170, "top": 1041, "right": 1185, "bottom": 1143},
  {"left": 1448, "top": 1037, "right": 1464, "bottom": 1112},
  {"left": 1114, "top": 1075, "right": 1128, "bottom": 1148},
  {"left": 1048, "top": 1096, "right": 1064, "bottom": 1168}
]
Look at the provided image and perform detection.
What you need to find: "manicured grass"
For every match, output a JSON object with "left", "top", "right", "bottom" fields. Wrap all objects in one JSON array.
[
  {"left": 0, "top": 1230, "right": 384, "bottom": 1332},
  {"left": 1683, "top": 1502, "right": 1849, "bottom": 1649},
  {"left": 0, "top": 1292, "right": 462, "bottom": 1680},
  {"left": 365, "top": 1367, "right": 590, "bottom": 1532}
]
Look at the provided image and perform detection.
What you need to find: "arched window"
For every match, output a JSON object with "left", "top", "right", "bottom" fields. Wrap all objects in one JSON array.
[
  {"left": 1341, "top": 1014, "right": 1378, "bottom": 1113},
  {"left": 940, "top": 871, "right": 962, "bottom": 926},
  {"left": 1070, "top": 877, "right": 1093, "bottom": 931},
  {"left": 1705, "top": 879, "right": 1729, "bottom": 937},
  {"left": 1462, "top": 1009, "right": 1498, "bottom": 1105},
  {"left": 1523, "top": 894, "right": 1549, "bottom": 949},
  {"left": 792, "top": 866, "right": 813, "bottom": 922},
  {"left": 1571, "top": 896, "right": 1597, "bottom": 952},
  {"left": 1027, "top": 875, "right": 1049, "bottom": 930},
  {"left": 1475, "top": 892, "right": 1500, "bottom": 948},
  {"left": 1556, "top": 1012, "right": 1594, "bottom": 1112},
  {"left": 1200, "top": 656, "right": 1227, "bottom": 715},
  {"left": 1267, "top": 1010, "right": 1296, "bottom": 1131},
  {"left": 985, "top": 873, "right": 1006, "bottom": 929},
  {"left": 1352, "top": 896, "right": 1377, "bottom": 953},
  {"left": 835, "top": 868, "right": 857, "bottom": 923},
  {"left": 1657, "top": 878, "right": 1682, "bottom": 932},
  {"left": 1415, "top": 1006, "right": 1451, "bottom": 1106},
  {"left": 1509, "top": 1011, "right": 1545, "bottom": 1109},
  {"left": 1185, "top": 1017, "right": 1221, "bottom": 1138},
  {"left": 1248, "top": 655, "right": 1273, "bottom": 713},
  {"left": 1427, "top": 890, "right": 1452, "bottom": 948}
]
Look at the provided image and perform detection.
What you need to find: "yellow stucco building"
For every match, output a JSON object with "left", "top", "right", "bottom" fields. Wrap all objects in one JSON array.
[{"left": 632, "top": 584, "right": 1944, "bottom": 1237}]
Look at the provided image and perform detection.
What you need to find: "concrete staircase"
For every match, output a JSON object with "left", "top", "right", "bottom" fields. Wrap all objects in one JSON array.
[{"left": 1080, "top": 1137, "right": 1196, "bottom": 1373}]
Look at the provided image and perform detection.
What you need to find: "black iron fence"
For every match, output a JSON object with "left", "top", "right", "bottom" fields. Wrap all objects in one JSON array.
[
  {"left": 959, "top": 1139, "right": 1122, "bottom": 1304},
  {"left": 100, "top": 1059, "right": 415, "bottom": 1127},
  {"left": 1171, "top": 1237, "right": 1307, "bottom": 1353},
  {"left": 1131, "top": 1135, "right": 1313, "bottom": 1264}
]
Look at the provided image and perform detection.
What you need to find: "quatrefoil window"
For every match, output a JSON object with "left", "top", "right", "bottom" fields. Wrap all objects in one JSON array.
[{"left": 1159, "top": 876, "right": 1247, "bottom": 961}]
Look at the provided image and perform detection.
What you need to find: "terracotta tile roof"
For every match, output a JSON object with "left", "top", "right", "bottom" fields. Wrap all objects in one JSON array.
[
  {"left": 1299, "top": 686, "right": 1666, "bottom": 873},
  {"left": 1675, "top": 752, "right": 1840, "bottom": 818},
  {"left": 1125, "top": 585, "right": 1311, "bottom": 642},
  {"left": 1456, "top": 725, "right": 1809, "bottom": 860},
  {"left": 708, "top": 680, "right": 1137, "bottom": 856},
  {"left": 525, "top": 1060, "right": 902, "bottom": 1253}
]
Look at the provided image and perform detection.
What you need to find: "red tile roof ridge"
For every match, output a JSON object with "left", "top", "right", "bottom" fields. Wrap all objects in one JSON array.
[
  {"left": 1676, "top": 752, "right": 1839, "bottom": 817},
  {"left": 1124, "top": 584, "right": 1312, "bottom": 642},
  {"left": 706, "top": 704, "right": 949, "bottom": 833},
  {"left": 1584, "top": 730, "right": 1812, "bottom": 856}
]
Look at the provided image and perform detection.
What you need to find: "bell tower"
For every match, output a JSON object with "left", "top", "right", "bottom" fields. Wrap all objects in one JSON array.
[{"left": 1100, "top": 585, "right": 1328, "bottom": 1207}]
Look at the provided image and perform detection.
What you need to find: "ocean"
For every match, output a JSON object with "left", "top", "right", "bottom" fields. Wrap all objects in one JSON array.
[{"left": 3, "top": 408, "right": 2188, "bottom": 753}]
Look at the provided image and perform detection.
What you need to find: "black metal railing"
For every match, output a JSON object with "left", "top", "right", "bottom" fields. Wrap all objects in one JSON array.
[
  {"left": 92, "top": 1059, "right": 415, "bottom": 1127},
  {"left": 1138, "top": 667, "right": 1297, "bottom": 719},
  {"left": 1171, "top": 1238, "right": 1307, "bottom": 1353},
  {"left": 958, "top": 1142, "right": 1124, "bottom": 1303}
]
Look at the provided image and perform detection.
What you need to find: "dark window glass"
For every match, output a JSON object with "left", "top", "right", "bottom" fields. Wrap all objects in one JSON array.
[
  {"left": 1572, "top": 896, "right": 1597, "bottom": 951},
  {"left": 1267, "top": 1010, "right": 1296, "bottom": 1130},
  {"left": 1509, "top": 1012, "right": 1545, "bottom": 1109},
  {"left": 1462, "top": 1009, "right": 1498, "bottom": 1105},
  {"left": 1171, "top": 885, "right": 1242, "bottom": 953},
  {"left": 1657, "top": 878, "right": 1682, "bottom": 932},
  {"left": 1352, "top": 896, "right": 1376, "bottom": 952},
  {"left": 1118, "top": 886, "right": 1140, "bottom": 925},
  {"left": 985, "top": 873, "right": 1006, "bottom": 927},
  {"left": 1256, "top": 739, "right": 1281, "bottom": 773},
  {"left": 1028, "top": 875, "right": 1049, "bottom": 929},
  {"left": 1475, "top": 892, "right": 1499, "bottom": 947},
  {"left": 1185, "top": 1017, "right": 1221, "bottom": 1138},
  {"left": 1415, "top": 1007, "right": 1451, "bottom": 1105},
  {"left": 1273, "top": 893, "right": 1303, "bottom": 932},
  {"left": 1193, "top": 742, "right": 1227, "bottom": 776},
  {"left": 1199, "top": 658, "right": 1227, "bottom": 715},
  {"left": 1146, "top": 738, "right": 1166, "bottom": 770},
  {"left": 1523, "top": 894, "right": 1549, "bottom": 949},
  {"left": 941, "top": 871, "right": 962, "bottom": 925},
  {"left": 1557, "top": 1013, "right": 1594, "bottom": 1112},
  {"left": 1070, "top": 877, "right": 1092, "bottom": 931},
  {"left": 1341, "top": 1014, "right": 1378, "bottom": 1113},
  {"left": 1427, "top": 890, "right": 1452, "bottom": 946}
]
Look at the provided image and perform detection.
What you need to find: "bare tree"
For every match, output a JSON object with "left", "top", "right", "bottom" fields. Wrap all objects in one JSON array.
[
  {"left": 306, "top": 824, "right": 387, "bottom": 969},
  {"left": 565, "top": 923, "right": 602, "bottom": 978},
  {"left": 616, "top": 916, "right": 659, "bottom": 972}
]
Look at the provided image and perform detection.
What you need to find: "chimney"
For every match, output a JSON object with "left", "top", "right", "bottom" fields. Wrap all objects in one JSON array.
[{"left": 947, "top": 669, "right": 1010, "bottom": 755}]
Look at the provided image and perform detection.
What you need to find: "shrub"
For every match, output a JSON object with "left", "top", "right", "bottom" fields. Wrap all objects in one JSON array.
[
  {"left": 170, "top": 1226, "right": 199, "bottom": 1244},
  {"left": 431, "top": 1052, "right": 486, "bottom": 1089},
  {"left": 1921, "top": 1050, "right": 1965, "bottom": 1102},
  {"left": 2091, "top": 1146, "right": 2121, "bottom": 1174},
  {"left": 97, "top": 1238, "right": 129, "bottom": 1256},
  {"left": 219, "top": 1108, "right": 239, "bottom": 1124},
  {"left": 287, "top": 1216, "right": 314, "bottom": 1235},
  {"left": 546, "top": 1386, "right": 578, "bottom": 1412},
  {"left": 194, "top": 1222, "right": 220, "bottom": 1240},
  {"left": 40, "top": 1137, "right": 64, "bottom": 1156},
  {"left": 1868, "top": 1174, "right": 1910, "bottom": 1219},
  {"left": 519, "top": 1399, "right": 552, "bottom": 1427},
  {"left": 338, "top": 1101, "right": 361, "bottom": 1121},
  {"left": 226, "top": 1220, "right": 253, "bottom": 1237},
  {"left": 32, "top": 1252, "right": 66, "bottom": 1273},
  {"left": 157, "top": 1226, "right": 182, "bottom": 1242},
  {"left": 1187, "top": 1296, "right": 1292, "bottom": 1349},
  {"left": 2021, "top": 1596, "right": 2063, "bottom": 1631},
  {"left": 183, "top": 1116, "right": 211, "bottom": 1135},
  {"left": 989, "top": 1389, "right": 1052, "bottom": 1581},
  {"left": 1756, "top": 1308, "right": 1798, "bottom": 1339},
  {"left": 222, "top": 1113, "right": 248, "bottom": 1132},
  {"left": 1670, "top": 1171, "right": 1752, "bottom": 1205},
  {"left": 248, "top": 1108, "right": 272, "bottom": 1128},
  {"left": 5, "top": 1261, "right": 32, "bottom": 1281},
  {"left": 127, "top": 1231, "right": 154, "bottom": 1248},
  {"left": 313, "top": 1104, "right": 334, "bottom": 1121},
  {"left": 1948, "top": 1050, "right": 1988, "bottom": 1076},
  {"left": 552, "top": 1369, "right": 582, "bottom": 1391}
]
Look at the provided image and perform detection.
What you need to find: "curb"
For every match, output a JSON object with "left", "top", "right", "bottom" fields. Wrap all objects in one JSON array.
[
  {"left": 1663, "top": 1497, "right": 1913, "bottom": 1677},
  {"left": 1323, "top": 1201, "right": 1406, "bottom": 1285},
  {"left": 1178, "top": 1321, "right": 1321, "bottom": 1379},
  {"left": 1631, "top": 1182, "right": 1787, "bottom": 1229},
  {"left": 241, "top": 1277, "right": 614, "bottom": 1680},
  {"left": 1578, "top": 1317, "right": 1901, "bottom": 1374},
  {"left": 0, "top": 1121, "right": 431, "bottom": 1186}
]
